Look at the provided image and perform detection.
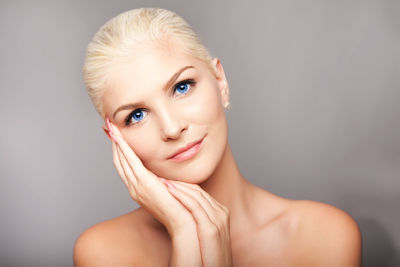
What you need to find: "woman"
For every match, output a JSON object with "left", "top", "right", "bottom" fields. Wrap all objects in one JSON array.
[{"left": 74, "top": 8, "right": 361, "bottom": 266}]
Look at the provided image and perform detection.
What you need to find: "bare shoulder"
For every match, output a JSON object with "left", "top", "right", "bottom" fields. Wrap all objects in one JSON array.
[
  {"left": 73, "top": 208, "right": 163, "bottom": 267},
  {"left": 288, "top": 200, "right": 362, "bottom": 266}
]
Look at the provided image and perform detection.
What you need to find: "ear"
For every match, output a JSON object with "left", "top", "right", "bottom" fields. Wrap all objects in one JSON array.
[{"left": 211, "top": 57, "right": 230, "bottom": 107}]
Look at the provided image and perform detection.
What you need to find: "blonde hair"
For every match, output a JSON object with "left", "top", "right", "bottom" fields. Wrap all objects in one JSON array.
[{"left": 83, "top": 7, "right": 216, "bottom": 118}]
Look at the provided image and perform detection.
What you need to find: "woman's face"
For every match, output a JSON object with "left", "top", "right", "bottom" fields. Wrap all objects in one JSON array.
[{"left": 101, "top": 40, "right": 229, "bottom": 183}]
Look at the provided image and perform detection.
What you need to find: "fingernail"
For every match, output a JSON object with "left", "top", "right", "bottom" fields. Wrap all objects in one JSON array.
[
  {"left": 103, "top": 127, "right": 111, "bottom": 139},
  {"left": 103, "top": 127, "right": 118, "bottom": 143},
  {"left": 106, "top": 117, "right": 112, "bottom": 132},
  {"left": 160, "top": 179, "right": 177, "bottom": 190},
  {"left": 166, "top": 181, "right": 177, "bottom": 190},
  {"left": 105, "top": 117, "right": 118, "bottom": 143}
]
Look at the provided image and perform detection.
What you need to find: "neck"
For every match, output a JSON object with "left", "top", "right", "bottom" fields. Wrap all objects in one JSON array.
[{"left": 199, "top": 143, "right": 258, "bottom": 234}]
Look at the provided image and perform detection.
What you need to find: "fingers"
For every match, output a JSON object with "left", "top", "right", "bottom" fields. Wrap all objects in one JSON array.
[
  {"left": 106, "top": 117, "right": 149, "bottom": 179},
  {"left": 104, "top": 119, "right": 204, "bottom": 237},
  {"left": 105, "top": 117, "right": 229, "bottom": 220},
  {"left": 111, "top": 140, "right": 129, "bottom": 187},
  {"left": 166, "top": 182, "right": 216, "bottom": 232},
  {"left": 107, "top": 122, "right": 140, "bottom": 191},
  {"left": 166, "top": 181, "right": 230, "bottom": 233},
  {"left": 172, "top": 183, "right": 221, "bottom": 224},
  {"left": 116, "top": 144, "right": 138, "bottom": 188},
  {"left": 174, "top": 181, "right": 229, "bottom": 216},
  {"left": 165, "top": 181, "right": 232, "bottom": 267}
]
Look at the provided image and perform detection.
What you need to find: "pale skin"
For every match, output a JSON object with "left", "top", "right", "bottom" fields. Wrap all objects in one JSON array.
[{"left": 74, "top": 38, "right": 362, "bottom": 266}]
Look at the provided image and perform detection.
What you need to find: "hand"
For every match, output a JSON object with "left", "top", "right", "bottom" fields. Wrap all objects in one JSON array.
[
  {"left": 104, "top": 117, "right": 232, "bottom": 266},
  {"left": 163, "top": 179, "right": 233, "bottom": 267},
  {"left": 104, "top": 117, "right": 204, "bottom": 266},
  {"left": 103, "top": 117, "right": 197, "bottom": 232}
]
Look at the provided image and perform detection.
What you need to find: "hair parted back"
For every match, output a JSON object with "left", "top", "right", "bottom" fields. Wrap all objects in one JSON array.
[{"left": 83, "top": 7, "right": 216, "bottom": 118}]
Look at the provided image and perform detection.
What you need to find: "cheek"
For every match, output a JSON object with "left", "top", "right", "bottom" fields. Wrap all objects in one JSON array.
[
  {"left": 186, "top": 82, "right": 223, "bottom": 124},
  {"left": 122, "top": 127, "right": 159, "bottom": 164}
]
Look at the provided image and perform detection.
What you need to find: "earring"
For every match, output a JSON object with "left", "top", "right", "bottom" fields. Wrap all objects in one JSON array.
[{"left": 224, "top": 102, "right": 231, "bottom": 109}]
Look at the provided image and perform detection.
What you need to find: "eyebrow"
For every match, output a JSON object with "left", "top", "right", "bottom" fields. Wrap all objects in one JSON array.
[{"left": 112, "top": 65, "right": 195, "bottom": 119}]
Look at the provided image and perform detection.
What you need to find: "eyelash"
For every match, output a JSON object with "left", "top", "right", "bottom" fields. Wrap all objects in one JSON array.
[{"left": 124, "top": 79, "right": 197, "bottom": 127}]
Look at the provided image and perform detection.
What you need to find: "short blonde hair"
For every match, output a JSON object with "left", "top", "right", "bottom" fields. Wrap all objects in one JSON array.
[{"left": 83, "top": 7, "right": 216, "bottom": 118}]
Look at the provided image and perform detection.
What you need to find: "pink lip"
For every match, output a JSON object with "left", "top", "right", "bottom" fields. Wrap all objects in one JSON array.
[{"left": 168, "top": 136, "right": 205, "bottom": 161}]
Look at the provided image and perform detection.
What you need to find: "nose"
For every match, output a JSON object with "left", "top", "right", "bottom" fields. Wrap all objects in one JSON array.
[{"left": 157, "top": 103, "right": 187, "bottom": 141}]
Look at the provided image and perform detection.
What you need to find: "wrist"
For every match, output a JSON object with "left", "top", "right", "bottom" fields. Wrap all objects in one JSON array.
[
  {"left": 164, "top": 215, "right": 196, "bottom": 237},
  {"left": 170, "top": 227, "right": 202, "bottom": 267},
  {"left": 168, "top": 221, "right": 197, "bottom": 239}
]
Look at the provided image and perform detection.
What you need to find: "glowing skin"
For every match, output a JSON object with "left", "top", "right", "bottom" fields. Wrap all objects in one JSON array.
[
  {"left": 101, "top": 40, "right": 229, "bottom": 184},
  {"left": 87, "top": 39, "right": 362, "bottom": 267},
  {"left": 73, "top": 9, "right": 361, "bottom": 266}
]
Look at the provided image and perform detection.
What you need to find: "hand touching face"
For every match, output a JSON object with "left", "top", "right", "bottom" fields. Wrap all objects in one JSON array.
[
  {"left": 105, "top": 117, "right": 232, "bottom": 266},
  {"left": 102, "top": 40, "right": 230, "bottom": 184}
]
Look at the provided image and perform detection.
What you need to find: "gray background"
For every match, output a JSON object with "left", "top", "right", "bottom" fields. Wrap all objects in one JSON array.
[{"left": 1, "top": 0, "right": 399, "bottom": 266}]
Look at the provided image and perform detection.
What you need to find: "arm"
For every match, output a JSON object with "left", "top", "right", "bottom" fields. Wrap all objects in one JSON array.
[{"left": 170, "top": 227, "right": 202, "bottom": 267}]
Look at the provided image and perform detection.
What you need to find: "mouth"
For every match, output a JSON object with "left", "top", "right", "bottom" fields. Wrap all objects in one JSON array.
[{"left": 167, "top": 135, "right": 206, "bottom": 162}]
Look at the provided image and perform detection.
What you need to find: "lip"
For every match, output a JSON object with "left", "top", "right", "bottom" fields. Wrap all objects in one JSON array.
[{"left": 168, "top": 135, "right": 206, "bottom": 161}]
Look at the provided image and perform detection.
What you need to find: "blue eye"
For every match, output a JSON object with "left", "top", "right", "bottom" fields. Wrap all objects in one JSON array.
[
  {"left": 173, "top": 80, "right": 196, "bottom": 96},
  {"left": 125, "top": 109, "right": 147, "bottom": 126},
  {"left": 124, "top": 79, "right": 196, "bottom": 127}
]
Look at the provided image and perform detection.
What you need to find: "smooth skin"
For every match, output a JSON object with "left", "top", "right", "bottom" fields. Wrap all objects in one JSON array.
[
  {"left": 74, "top": 38, "right": 362, "bottom": 266},
  {"left": 106, "top": 119, "right": 232, "bottom": 266}
]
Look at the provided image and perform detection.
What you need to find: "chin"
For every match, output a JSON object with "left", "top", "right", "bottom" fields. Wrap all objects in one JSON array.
[
  {"left": 147, "top": 157, "right": 218, "bottom": 184},
  {"left": 176, "top": 163, "right": 217, "bottom": 184}
]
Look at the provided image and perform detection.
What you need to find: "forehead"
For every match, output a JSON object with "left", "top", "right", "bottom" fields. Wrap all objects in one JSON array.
[{"left": 107, "top": 40, "right": 204, "bottom": 91}]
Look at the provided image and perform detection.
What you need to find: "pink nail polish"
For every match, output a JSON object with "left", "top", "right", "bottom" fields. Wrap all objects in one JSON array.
[
  {"left": 105, "top": 117, "right": 118, "bottom": 142},
  {"left": 160, "top": 179, "right": 176, "bottom": 190},
  {"left": 103, "top": 128, "right": 111, "bottom": 139},
  {"left": 106, "top": 117, "right": 112, "bottom": 132},
  {"left": 166, "top": 181, "right": 177, "bottom": 190}
]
